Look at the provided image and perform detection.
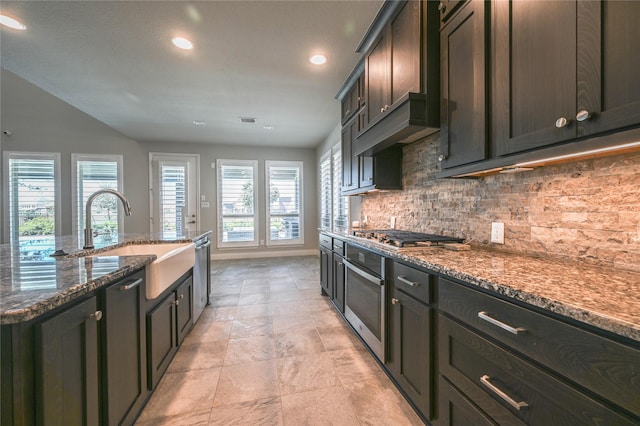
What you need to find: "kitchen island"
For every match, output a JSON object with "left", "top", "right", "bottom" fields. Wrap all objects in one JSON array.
[{"left": 1, "top": 231, "right": 211, "bottom": 426}]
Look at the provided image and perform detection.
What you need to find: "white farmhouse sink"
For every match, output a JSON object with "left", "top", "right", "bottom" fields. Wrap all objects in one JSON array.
[{"left": 96, "top": 242, "right": 196, "bottom": 299}]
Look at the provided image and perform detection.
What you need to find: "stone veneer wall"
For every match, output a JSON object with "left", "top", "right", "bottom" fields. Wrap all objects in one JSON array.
[{"left": 359, "top": 133, "right": 640, "bottom": 272}]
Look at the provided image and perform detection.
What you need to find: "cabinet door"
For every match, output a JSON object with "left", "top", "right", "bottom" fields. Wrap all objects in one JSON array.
[
  {"left": 176, "top": 276, "right": 194, "bottom": 345},
  {"left": 341, "top": 119, "right": 360, "bottom": 193},
  {"left": 319, "top": 247, "right": 332, "bottom": 298},
  {"left": 391, "top": 0, "right": 421, "bottom": 102},
  {"left": 359, "top": 156, "right": 374, "bottom": 188},
  {"left": 440, "top": 0, "right": 488, "bottom": 168},
  {"left": 576, "top": 1, "right": 640, "bottom": 136},
  {"left": 35, "top": 297, "right": 100, "bottom": 426},
  {"left": 103, "top": 272, "right": 147, "bottom": 426},
  {"left": 366, "top": 33, "right": 390, "bottom": 126},
  {"left": 493, "top": 0, "right": 577, "bottom": 155},
  {"left": 147, "top": 292, "right": 177, "bottom": 389},
  {"left": 332, "top": 252, "right": 345, "bottom": 312},
  {"left": 438, "top": 376, "right": 496, "bottom": 426},
  {"left": 388, "top": 290, "right": 432, "bottom": 420}
]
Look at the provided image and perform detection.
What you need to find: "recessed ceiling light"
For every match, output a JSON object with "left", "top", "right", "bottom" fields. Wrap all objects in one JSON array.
[
  {"left": 0, "top": 15, "right": 27, "bottom": 30},
  {"left": 309, "top": 54, "right": 327, "bottom": 65},
  {"left": 192, "top": 120, "right": 206, "bottom": 126},
  {"left": 263, "top": 125, "right": 274, "bottom": 131},
  {"left": 171, "top": 37, "right": 193, "bottom": 50}
]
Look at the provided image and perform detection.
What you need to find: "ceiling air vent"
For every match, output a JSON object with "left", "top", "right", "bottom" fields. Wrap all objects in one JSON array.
[{"left": 239, "top": 117, "right": 256, "bottom": 124}]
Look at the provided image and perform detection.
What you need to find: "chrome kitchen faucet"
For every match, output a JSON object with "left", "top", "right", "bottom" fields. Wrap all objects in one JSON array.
[{"left": 83, "top": 189, "right": 132, "bottom": 249}]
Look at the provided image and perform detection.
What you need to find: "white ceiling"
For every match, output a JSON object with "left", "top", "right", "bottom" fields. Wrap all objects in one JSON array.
[{"left": 0, "top": 1, "right": 383, "bottom": 148}]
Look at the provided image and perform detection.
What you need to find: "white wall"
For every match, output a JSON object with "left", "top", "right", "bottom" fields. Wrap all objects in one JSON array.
[{"left": 1, "top": 69, "right": 319, "bottom": 256}]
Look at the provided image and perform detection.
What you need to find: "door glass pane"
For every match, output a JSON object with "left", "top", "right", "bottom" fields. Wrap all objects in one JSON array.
[
  {"left": 160, "top": 164, "right": 186, "bottom": 238},
  {"left": 266, "top": 161, "right": 303, "bottom": 245},
  {"left": 217, "top": 160, "right": 257, "bottom": 247}
]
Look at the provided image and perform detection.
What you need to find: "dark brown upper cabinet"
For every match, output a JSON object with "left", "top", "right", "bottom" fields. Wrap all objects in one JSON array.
[
  {"left": 353, "top": 0, "right": 440, "bottom": 156},
  {"left": 439, "top": 0, "right": 489, "bottom": 169},
  {"left": 493, "top": 0, "right": 640, "bottom": 156}
]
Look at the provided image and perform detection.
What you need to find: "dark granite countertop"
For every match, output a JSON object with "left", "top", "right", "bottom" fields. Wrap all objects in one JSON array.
[
  {"left": 323, "top": 230, "right": 640, "bottom": 344},
  {"left": 0, "top": 231, "right": 212, "bottom": 325}
]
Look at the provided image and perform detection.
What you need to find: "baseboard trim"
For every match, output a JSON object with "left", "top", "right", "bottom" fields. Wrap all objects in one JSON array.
[{"left": 211, "top": 249, "right": 318, "bottom": 261}]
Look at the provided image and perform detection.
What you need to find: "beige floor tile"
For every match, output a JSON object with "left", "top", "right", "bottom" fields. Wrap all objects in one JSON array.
[
  {"left": 213, "top": 360, "right": 281, "bottom": 407},
  {"left": 199, "top": 306, "right": 236, "bottom": 323},
  {"left": 277, "top": 352, "right": 339, "bottom": 395},
  {"left": 343, "top": 378, "right": 424, "bottom": 425},
  {"left": 210, "top": 294, "right": 240, "bottom": 307},
  {"left": 230, "top": 317, "right": 274, "bottom": 339},
  {"left": 269, "top": 289, "right": 304, "bottom": 302},
  {"left": 184, "top": 320, "right": 232, "bottom": 344},
  {"left": 298, "top": 288, "right": 324, "bottom": 300},
  {"left": 167, "top": 340, "right": 227, "bottom": 373},
  {"left": 237, "top": 292, "right": 271, "bottom": 306},
  {"left": 328, "top": 347, "right": 386, "bottom": 385},
  {"left": 134, "top": 409, "right": 211, "bottom": 426},
  {"left": 303, "top": 297, "right": 334, "bottom": 311},
  {"left": 268, "top": 279, "right": 298, "bottom": 292},
  {"left": 275, "top": 329, "right": 325, "bottom": 358},
  {"left": 234, "top": 303, "right": 272, "bottom": 319},
  {"left": 310, "top": 309, "right": 345, "bottom": 328},
  {"left": 294, "top": 278, "right": 320, "bottom": 289},
  {"left": 224, "top": 335, "right": 278, "bottom": 365},
  {"left": 136, "top": 368, "right": 221, "bottom": 421},
  {"left": 271, "top": 314, "right": 314, "bottom": 334},
  {"left": 208, "top": 397, "right": 283, "bottom": 426},
  {"left": 316, "top": 325, "right": 360, "bottom": 351},
  {"left": 269, "top": 300, "right": 309, "bottom": 316},
  {"left": 280, "top": 386, "right": 360, "bottom": 425}
]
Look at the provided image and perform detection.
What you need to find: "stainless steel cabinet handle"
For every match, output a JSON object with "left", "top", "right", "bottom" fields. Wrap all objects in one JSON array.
[
  {"left": 576, "top": 110, "right": 591, "bottom": 122},
  {"left": 120, "top": 278, "right": 143, "bottom": 291},
  {"left": 478, "top": 311, "right": 526, "bottom": 335},
  {"left": 555, "top": 117, "right": 569, "bottom": 128},
  {"left": 438, "top": 154, "right": 447, "bottom": 162},
  {"left": 391, "top": 297, "right": 399, "bottom": 305},
  {"left": 89, "top": 310, "right": 103, "bottom": 321},
  {"left": 178, "top": 294, "right": 184, "bottom": 300},
  {"left": 380, "top": 107, "right": 385, "bottom": 113},
  {"left": 397, "top": 276, "right": 419, "bottom": 287},
  {"left": 480, "top": 375, "right": 529, "bottom": 411}
]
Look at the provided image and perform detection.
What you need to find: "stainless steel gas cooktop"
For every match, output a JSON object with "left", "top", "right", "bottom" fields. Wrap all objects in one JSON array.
[{"left": 351, "top": 229, "right": 465, "bottom": 248}]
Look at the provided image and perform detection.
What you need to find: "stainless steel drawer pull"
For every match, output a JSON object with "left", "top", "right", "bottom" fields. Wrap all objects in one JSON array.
[
  {"left": 478, "top": 311, "right": 526, "bottom": 335},
  {"left": 397, "top": 276, "right": 419, "bottom": 287},
  {"left": 480, "top": 375, "right": 529, "bottom": 411},
  {"left": 120, "top": 278, "right": 143, "bottom": 291}
]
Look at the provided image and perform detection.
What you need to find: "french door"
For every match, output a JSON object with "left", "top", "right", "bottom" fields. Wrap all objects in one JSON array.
[{"left": 149, "top": 153, "right": 199, "bottom": 236}]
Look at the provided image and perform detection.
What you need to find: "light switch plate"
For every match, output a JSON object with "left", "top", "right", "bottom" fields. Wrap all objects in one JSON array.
[
  {"left": 201, "top": 201, "right": 210, "bottom": 208},
  {"left": 491, "top": 222, "right": 504, "bottom": 244},
  {"left": 390, "top": 216, "right": 396, "bottom": 229}
]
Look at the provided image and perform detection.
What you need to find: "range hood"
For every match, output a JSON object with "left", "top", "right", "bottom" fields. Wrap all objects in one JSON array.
[{"left": 353, "top": 92, "right": 439, "bottom": 156}]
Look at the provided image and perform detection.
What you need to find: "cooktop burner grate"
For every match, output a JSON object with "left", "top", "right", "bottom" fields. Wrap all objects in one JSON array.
[{"left": 352, "top": 229, "right": 464, "bottom": 247}]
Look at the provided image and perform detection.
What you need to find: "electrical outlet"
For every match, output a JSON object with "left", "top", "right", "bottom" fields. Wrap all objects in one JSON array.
[
  {"left": 260, "top": 239, "right": 265, "bottom": 246},
  {"left": 491, "top": 222, "right": 505, "bottom": 244},
  {"left": 390, "top": 216, "right": 396, "bottom": 229}
]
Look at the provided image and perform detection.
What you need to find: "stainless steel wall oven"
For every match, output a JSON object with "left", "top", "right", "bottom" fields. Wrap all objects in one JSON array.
[{"left": 343, "top": 243, "right": 387, "bottom": 361}]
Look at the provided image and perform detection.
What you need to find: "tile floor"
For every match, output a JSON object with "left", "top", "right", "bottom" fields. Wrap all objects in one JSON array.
[{"left": 135, "top": 256, "right": 423, "bottom": 425}]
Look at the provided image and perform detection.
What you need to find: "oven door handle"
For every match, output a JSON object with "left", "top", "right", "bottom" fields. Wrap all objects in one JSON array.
[{"left": 344, "top": 259, "right": 383, "bottom": 286}]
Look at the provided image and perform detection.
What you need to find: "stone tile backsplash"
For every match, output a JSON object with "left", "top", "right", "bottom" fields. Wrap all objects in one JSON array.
[{"left": 359, "top": 133, "right": 640, "bottom": 272}]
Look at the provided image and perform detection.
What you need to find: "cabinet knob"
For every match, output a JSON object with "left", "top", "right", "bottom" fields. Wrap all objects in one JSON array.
[
  {"left": 179, "top": 293, "right": 185, "bottom": 300},
  {"left": 438, "top": 154, "right": 447, "bottom": 162},
  {"left": 89, "top": 310, "right": 103, "bottom": 321},
  {"left": 380, "top": 107, "right": 385, "bottom": 113},
  {"left": 576, "top": 110, "right": 591, "bottom": 122},
  {"left": 438, "top": 2, "right": 446, "bottom": 12},
  {"left": 555, "top": 117, "right": 569, "bottom": 128},
  {"left": 391, "top": 297, "right": 399, "bottom": 305}
]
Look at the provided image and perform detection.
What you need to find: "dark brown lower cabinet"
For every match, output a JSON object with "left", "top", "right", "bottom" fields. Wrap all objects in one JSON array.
[
  {"left": 437, "top": 376, "right": 495, "bottom": 426},
  {"left": 387, "top": 262, "right": 434, "bottom": 422},
  {"left": 35, "top": 296, "right": 100, "bottom": 426},
  {"left": 319, "top": 245, "right": 332, "bottom": 298},
  {"left": 388, "top": 289, "right": 432, "bottom": 421},
  {"left": 102, "top": 271, "right": 147, "bottom": 426},
  {"left": 332, "top": 252, "right": 345, "bottom": 312},
  {"left": 438, "top": 314, "right": 637, "bottom": 425},
  {"left": 147, "top": 272, "right": 193, "bottom": 389}
]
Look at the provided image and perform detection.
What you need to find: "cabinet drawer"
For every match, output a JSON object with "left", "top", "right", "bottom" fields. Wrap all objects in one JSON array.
[
  {"left": 438, "top": 278, "right": 640, "bottom": 417},
  {"left": 319, "top": 233, "right": 332, "bottom": 249},
  {"left": 438, "top": 315, "right": 637, "bottom": 425},
  {"left": 438, "top": 376, "right": 503, "bottom": 426},
  {"left": 332, "top": 239, "right": 345, "bottom": 257},
  {"left": 392, "top": 262, "right": 431, "bottom": 304}
]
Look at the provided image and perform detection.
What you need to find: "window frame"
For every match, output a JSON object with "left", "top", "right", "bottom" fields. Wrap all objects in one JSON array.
[
  {"left": 319, "top": 151, "right": 332, "bottom": 231},
  {"left": 265, "top": 160, "right": 304, "bottom": 246},
  {"left": 216, "top": 159, "right": 259, "bottom": 248},
  {"left": 332, "top": 142, "right": 349, "bottom": 231},
  {"left": 3, "top": 151, "right": 62, "bottom": 245},
  {"left": 71, "top": 154, "right": 123, "bottom": 245}
]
